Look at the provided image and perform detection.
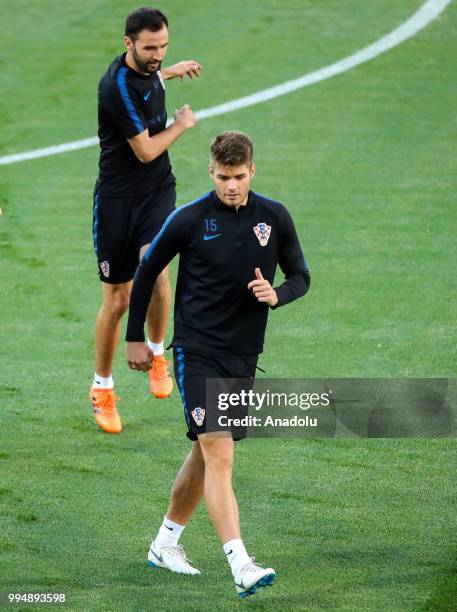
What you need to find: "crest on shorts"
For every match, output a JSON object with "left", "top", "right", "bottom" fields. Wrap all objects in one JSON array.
[
  {"left": 191, "top": 407, "right": 205, "bottom": 427},
  {"left": 253, "top": 223, "right": 271, "bottom": 246},
  {"left": 157, "top": 71, "right": 166, "bottom": 91},
  {"left": 100, "top": 260, "right": 110, "bottom": 278}
]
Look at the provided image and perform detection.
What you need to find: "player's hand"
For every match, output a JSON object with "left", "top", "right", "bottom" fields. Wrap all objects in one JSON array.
[
  {"left": 166, "top": 61, "right": 202, "bottom": 80},
  {"left": 173, "top": 104, "right": 197, "bottom": 130},
  {"left": 247, "top": 268, "right": 278, "bottom": 307},
  {"left": 126, "top": 341, "right": 153, "bottom": 372}
]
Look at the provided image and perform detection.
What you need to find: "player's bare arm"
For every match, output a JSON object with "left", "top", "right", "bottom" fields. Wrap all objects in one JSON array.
[
  {"left": 162, "top": 60, "right": 202, "bottom": 80},
  {"left": 128, "top": 104, "right": 197, "bottom": 163},
  {"left": 247, "top": 268, "right": 278, "bottom": 307}
]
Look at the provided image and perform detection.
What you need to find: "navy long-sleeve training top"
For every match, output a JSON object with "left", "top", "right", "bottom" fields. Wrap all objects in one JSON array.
[{"left": 126, "top": 190, "right": 310, "bottom": 355}]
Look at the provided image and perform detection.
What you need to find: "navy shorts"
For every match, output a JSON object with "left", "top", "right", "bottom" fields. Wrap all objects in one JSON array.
[
  {"left": 92, "top": 183, "right": 176, "bottom": 284},
  {"left": 173, "top": 348, "right": 259, "bottom": 441}
]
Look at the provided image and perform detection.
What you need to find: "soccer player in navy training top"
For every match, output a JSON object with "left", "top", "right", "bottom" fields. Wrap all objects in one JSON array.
[
  {"left": 126, "top": 132, "right": 310, "bottom": 597},
  {"left": 91, "top": 7, "right": 202, "bottom": 434}
]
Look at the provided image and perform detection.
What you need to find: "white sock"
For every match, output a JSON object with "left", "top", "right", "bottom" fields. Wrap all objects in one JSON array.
[
  {"left": 93, "top": 373, "right": 114, "bottom": 389},
  {"left": 147, "top": 339, "right": 164, "bottom": 356},
  {"left": 154, "top": 516, "right": 185, "bottom": 549},
  {"left": 223, "top": 538, "right": 251, "bottom": 578}
]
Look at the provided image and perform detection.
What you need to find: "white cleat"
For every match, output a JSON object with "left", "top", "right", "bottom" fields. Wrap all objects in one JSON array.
[
  {"left": 235, "top": 561, "right": 276, "bottom": 598},
  {"left": 147, "top": 540, "right": 201, "bottom": 575}
]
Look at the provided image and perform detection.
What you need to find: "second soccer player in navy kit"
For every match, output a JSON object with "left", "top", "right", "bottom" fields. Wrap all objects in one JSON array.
[
  {"left": 126, "top": 131, "right": 310, "bottom": 597},
  {"left": 90, "top": 7, "right": 202, "bottom": 434}
]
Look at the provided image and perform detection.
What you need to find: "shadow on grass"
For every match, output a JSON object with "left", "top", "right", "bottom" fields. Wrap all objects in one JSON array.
[{"left": 421, "top": 548, "right": 457, "bottom": 612}]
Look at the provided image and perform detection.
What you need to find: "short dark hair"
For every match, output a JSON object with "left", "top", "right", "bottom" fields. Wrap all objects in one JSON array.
[
  {"left": 125, "top": 7, "right": 168, "bottom": 40},
  {"left": 210, "top": 131, "right": 254, "bottom": 166}
]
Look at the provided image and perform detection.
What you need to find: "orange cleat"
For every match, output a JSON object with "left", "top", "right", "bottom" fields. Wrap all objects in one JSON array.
[
  {"left": 89, "top": 386, "right": 122, "bottom": 434},
  {"left": 149, "top": 355, "right": 173, "bottom": 399}
]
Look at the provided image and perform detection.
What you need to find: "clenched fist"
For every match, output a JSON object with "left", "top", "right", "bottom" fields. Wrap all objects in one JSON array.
[{"left": 173, "top": 104, "right": 197, "bottom": 130}]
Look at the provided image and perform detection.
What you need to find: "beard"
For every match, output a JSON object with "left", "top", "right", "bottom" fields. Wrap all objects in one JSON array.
[{"left": 132, "top": 45, "right": 161, "bottom": 75}]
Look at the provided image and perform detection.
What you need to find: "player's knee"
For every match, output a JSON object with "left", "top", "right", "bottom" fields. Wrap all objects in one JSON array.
[
  {"left": 103, "top": 290, "right": 130, "bottom": 318},
  {"left": 200, "top": 438, "right": 233, "bottom": 472},
  {"left": 113, "top": 295, "right": 130, "bottom": 317},
  {"left": 116, "top": 296, "right": 130, "bottom": 316},
  {"left": 206, "top": 452, "right": 233, "bottom": 473}
]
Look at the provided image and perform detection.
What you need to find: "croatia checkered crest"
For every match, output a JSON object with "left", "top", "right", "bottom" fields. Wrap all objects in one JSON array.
[
  {"left": 100, "top": 260, "right": 110, "bottom": 278},
  {"left": 191, "top": 407, "right": 205, "bottom": 427},
  {"left": 253, "top": 223, "right": 271, "bottom": 246}
]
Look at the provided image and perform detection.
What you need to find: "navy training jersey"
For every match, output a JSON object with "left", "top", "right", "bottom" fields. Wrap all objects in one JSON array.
[
  {"left": 96, "top": 53, "right": 175, "bottom": 196},
  {"left": 126, "top": 191, "right": 310, "bottom": 355}
]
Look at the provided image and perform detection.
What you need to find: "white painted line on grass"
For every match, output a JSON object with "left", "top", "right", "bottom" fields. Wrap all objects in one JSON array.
[{"left": 0, "top": 0, "right": 451, "bottom": 166}]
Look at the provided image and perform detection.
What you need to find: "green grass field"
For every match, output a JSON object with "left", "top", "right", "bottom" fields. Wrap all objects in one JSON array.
[{"left": 1, "top": 1, "right": 457, "bottom": 610}]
